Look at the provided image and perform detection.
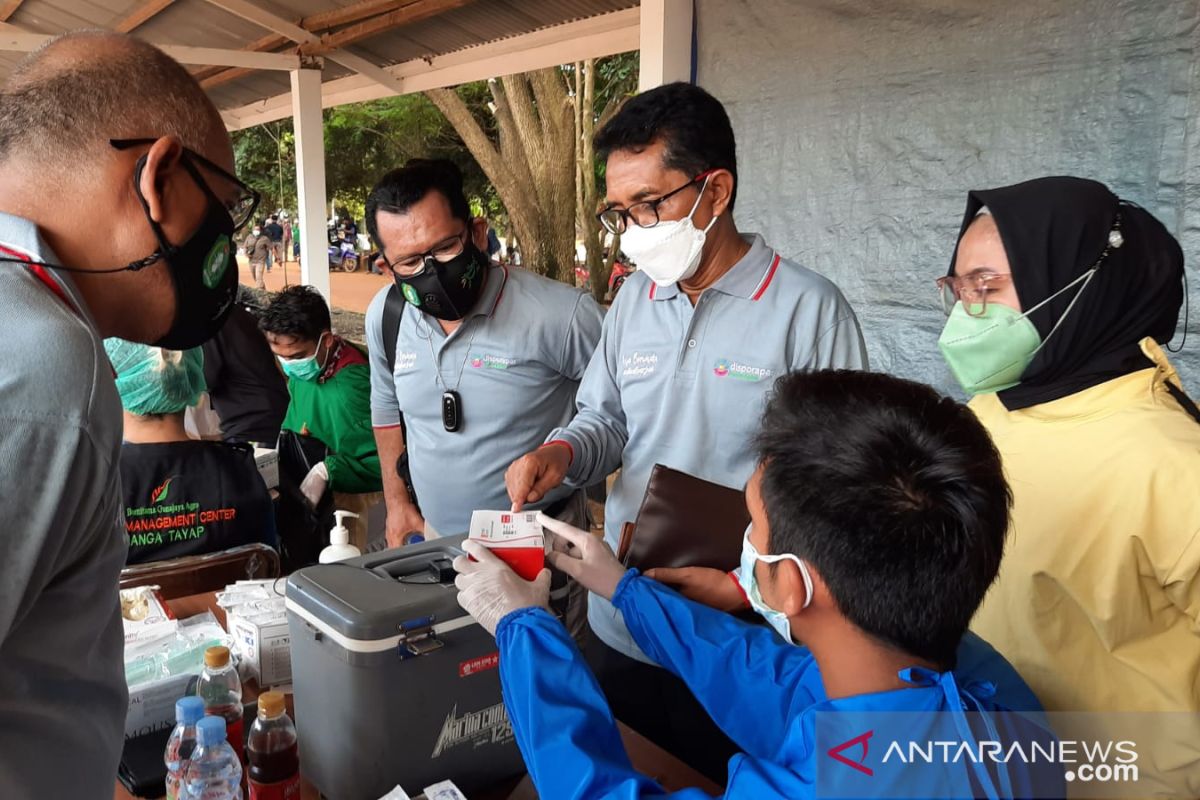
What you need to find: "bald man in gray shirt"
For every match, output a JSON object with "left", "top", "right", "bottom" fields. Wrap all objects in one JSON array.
[{"left": 0, "top": 34, "right": 252, "bottom": 796}]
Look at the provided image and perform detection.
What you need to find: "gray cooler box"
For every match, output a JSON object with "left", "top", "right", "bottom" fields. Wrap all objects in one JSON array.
[{"left": 286, "top": 536, "right": 524, "bottom": 799}]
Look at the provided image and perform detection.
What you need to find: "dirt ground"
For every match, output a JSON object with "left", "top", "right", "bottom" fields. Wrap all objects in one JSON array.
[{"left": 237, "top": 255, "right": 379, "bottom": 342}]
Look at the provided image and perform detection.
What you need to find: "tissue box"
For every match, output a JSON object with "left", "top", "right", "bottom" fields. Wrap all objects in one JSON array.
[
  {"left": 254, "top": 447, "right": 279, "bottom": 490},
  {"left": 228, "top": 609, "right": 292, "bottom": 687},
  {"left": 125, "top": 672, "right": 193, "bottom": 739},
  {"left": 467, "top": 511, "right": 545, "bottom": 581}
]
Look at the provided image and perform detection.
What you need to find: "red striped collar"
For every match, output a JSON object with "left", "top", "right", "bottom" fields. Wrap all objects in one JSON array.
[
  {"left": 750, "top": 253, "right": 782, "bottom": 301},
  {"left": 646, "top": 246, "right": 783, "bottom": 303},
  {"left": 1, "top": 242, "right": 81, "bottom": 316}
]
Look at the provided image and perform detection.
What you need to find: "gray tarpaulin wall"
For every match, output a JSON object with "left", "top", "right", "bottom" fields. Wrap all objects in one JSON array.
[{"left": 695, "top": 0, "right": 1200, "bottom": 395}]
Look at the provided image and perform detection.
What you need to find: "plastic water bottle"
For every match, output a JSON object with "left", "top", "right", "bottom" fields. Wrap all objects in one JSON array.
[
  {"left": 165, "top": 696, "right": 206, "bottom": 800},
  {"left": 183, "top": 716, "right": 244, "bottom": 800},
  {"left": 197, "top": 646, "right": 245, "bottom": 762},
  {"left": 247, "top": 691, "right": 301, "bottom": 799}
]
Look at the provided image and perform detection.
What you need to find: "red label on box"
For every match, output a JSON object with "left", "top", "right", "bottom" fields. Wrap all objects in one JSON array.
[
  {"left": 492, "top": 546, "right": 544, "bottom": 581},
  {"left": 501, "top": 514, "right": 512, "bottom": 524},
  {"left": 459, "top": 652, "right": 499, "bottom": 677}
]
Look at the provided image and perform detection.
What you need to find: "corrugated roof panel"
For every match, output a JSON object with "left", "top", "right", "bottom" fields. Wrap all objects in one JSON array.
[
  {"left": 356, "top": 0, "right": 638, "bottom": 67},
  {"left": 10, "top": 0, "right": 125, "bottom": 32},
  {"left": 0, "top": 0, "right": 639, "bottom": 113}
]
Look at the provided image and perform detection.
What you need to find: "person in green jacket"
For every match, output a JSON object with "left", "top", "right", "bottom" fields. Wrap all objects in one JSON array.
[{"left": 259, "top": 286, "right": 382, "bottom": 505}]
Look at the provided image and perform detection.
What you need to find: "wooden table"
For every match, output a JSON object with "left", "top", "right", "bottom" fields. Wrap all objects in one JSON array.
[{"left": 115, "top": 592, "right": 721, "bottom": 800}]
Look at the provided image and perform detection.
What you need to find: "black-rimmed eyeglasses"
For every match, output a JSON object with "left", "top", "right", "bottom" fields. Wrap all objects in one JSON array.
[
  {"left": 111, "top": 138, "right": 260, "bottom": 232},
  {"left": 597, "top": 169, "right": 716, "bottom": 235}
]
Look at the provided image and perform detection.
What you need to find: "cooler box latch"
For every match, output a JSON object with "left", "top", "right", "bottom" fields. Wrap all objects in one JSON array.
[{"left": 397, "top": 615, "right": 443, "bottom": 658}]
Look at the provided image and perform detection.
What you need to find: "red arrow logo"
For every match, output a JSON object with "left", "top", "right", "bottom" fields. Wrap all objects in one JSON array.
[{"left": 827, "top": 730, "right": 875, "bottom": 776}]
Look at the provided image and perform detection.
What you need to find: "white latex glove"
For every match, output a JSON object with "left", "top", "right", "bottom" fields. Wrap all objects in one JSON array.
[
  {"left": 539, "top": 512, "right": 626, "bottom": 601},
  {"left": 300, "top": 461, "right": 329, "bottom": 507},
  {"left": 453, "top": 540, "right": 551, "bottom": 636}
]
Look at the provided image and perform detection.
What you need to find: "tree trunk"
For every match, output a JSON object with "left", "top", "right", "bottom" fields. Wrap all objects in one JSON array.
[
  {"left": 574, "top": 60, "right": 610, "bottom": 302},
  {"left": 425, "top": 70, "right": 577, "bottom": 283}
]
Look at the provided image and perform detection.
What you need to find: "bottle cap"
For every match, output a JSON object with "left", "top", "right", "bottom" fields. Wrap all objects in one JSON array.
[
  {"left": 175, "top": 696, "right": 205, "bottom": 726},
  {"left": 204, "top": 645, "right": 231, "bottom": 668},
  {"left": 196, "top": 716, "right": 227, "bottom": 747},
  {"left": 258, "top": 691, "right": 286, "bottom": 719},
  {"left": 331, "top": 510, "right": 360, "bottom": 546}
]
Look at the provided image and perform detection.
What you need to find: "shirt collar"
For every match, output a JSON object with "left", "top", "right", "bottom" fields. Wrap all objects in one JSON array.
[
  {"left": 0, "top": 211, "right": 98, "bottom": 331},
  {"left": 647, "top": 234, "right": 780, "bottom": 302},
  {"left": 470, "top": 263, "right": 508, "bottom": 318}
]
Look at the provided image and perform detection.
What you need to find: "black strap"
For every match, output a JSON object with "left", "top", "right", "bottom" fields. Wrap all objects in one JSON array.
[
  {"left": 1164, "top": 379, "right": 1200, "bottom": 425},
  {"left": 380, "top": 283, "right": 419, "bottom": 509},
  {"left": 382, "top": 282, "right": 405, "bottom": 374}
]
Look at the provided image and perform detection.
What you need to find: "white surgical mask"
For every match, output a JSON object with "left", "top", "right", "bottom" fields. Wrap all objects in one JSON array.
[
  {"left": 620, "top": 176, "right": 718, "bottom": 287},
  {"left": 735, "top": 525, "right": 813, "bottom": 645}
]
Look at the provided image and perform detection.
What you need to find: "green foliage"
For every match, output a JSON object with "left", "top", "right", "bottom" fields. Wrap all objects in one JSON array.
[
  {"left": 231, "top": 121, "right": 296, "bottom": 221},
  {"left": 232, "top": 52, "right": 637, "bottom": 251},
  {"left": 234, "top": 90, "right": 501, "bottom": 232}
]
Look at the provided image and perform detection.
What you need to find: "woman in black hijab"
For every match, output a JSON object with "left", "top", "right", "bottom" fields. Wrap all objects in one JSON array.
[
  {"left": 938, "top": 176, "right": 1200, "bottom": 795},
  {"left": 940, "top": 175, "right": 1191, "bottom": 410}
]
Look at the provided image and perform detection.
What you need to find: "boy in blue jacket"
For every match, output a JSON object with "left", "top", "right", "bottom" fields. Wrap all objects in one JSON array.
[{"left": 455, "top": 370, "right": 1063, "bottom": 799}]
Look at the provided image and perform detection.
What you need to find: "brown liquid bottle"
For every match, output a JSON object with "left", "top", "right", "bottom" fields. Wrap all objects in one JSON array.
[{"left": 247, "top": 691, "right": 300, "bottom": 800}]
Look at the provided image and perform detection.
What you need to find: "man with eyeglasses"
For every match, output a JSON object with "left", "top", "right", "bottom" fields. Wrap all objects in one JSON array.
[
  {"left": 364, "top": 159, "right": 604, "bottom": 633},
  {"left": 0, "top": 33, "right": 254, "bottom": 796},
  {"left": 504, "top": 82, "right": 868, "bottom": 781}
]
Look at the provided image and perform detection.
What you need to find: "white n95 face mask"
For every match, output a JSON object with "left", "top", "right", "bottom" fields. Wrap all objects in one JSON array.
[
  {"left": 735, "top": 525, "right": 813, "bottom": 645},
  {"left": 620, "top": 176, "right": 718, "bottom": 287}
]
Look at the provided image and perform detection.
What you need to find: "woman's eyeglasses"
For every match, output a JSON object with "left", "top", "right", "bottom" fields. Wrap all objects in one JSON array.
[{"left": 935, "top": 272, "right": 1014, "bottom": 316}]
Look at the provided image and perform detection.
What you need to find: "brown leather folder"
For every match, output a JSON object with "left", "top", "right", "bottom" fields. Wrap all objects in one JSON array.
[{"left": 616, "top": 464, "right": 750, "bottom": 572}]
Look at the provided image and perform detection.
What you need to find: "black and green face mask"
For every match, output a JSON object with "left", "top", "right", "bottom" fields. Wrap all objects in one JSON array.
[
  {"left": 395, "top": 240, "right": 488, "bottom": 321},
  {"left": 131, "top": 153, "right": 239, "bottom": 349}
]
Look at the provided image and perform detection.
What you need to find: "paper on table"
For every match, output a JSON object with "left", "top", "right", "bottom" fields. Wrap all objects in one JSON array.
[{"left": 422, "top": 780, "right": 468, "bottom": 800}]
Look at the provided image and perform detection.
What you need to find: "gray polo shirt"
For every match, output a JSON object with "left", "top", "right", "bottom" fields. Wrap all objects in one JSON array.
[
  {"left": 368, "top": 265, "right": 605, "bottom": 534},
  {"left": 550, "top": 234, "right": 868, "bottom": 662},
  {"left": 0, "top": 214, "right": 128, "bottom": 796}
]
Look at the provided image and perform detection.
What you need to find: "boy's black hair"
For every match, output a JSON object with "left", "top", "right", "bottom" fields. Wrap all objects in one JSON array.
[
  {"left": 755, "top": 370, "right": 1010, "bottom": 668},
  {"left": 365, "top": 158, "right": 471, "bottom": 245},
  {"left": 594, "top": 82, "right": 738, "bottom": 209},
  {"left": 257, "top": 285, "right": 330, "bottom": 343}
]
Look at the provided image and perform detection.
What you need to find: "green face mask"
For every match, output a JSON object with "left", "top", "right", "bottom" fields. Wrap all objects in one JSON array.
[
  {"left": 938, "top": 268, "right": 1097, "bottom": 396},
  {"left": 278, "top": 335, "right": 327, "bottom": 382},
  {"left": 937, "top": 302, "right": 1042, "bottom": 395}
]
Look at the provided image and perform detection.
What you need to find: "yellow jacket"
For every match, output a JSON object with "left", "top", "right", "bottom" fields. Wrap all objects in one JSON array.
[{"left": 971, "top": 339, "right": 1200, "bottom": 794}]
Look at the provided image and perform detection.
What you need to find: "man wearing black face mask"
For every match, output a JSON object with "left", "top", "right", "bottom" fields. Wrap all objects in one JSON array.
[
  {"left": 365, "top": 159, "right": 604, "bottom": 634},
  {"left": 0, "top": 32, "right": 251, "bottom": 797}
]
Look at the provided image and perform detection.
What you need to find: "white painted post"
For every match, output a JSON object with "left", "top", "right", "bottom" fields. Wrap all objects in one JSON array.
[
  {"left": 638, "top": 0, "right": 693, "bottom": 91},
  {"left": 290, "top": 67, "right": 330, "bottom": 301}
]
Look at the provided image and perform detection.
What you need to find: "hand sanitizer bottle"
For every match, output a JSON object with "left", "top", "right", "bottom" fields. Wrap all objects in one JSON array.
[{"left": 318, "top": 510, "right": 361, "bottom": 563}]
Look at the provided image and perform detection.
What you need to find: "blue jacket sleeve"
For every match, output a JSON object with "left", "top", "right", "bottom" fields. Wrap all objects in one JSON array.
[
  {"left": 496, "top": 607, "right": 718, "bottom": 800},
  {"left": 611, "top": 572, "right": 823, "bottom": 760}
]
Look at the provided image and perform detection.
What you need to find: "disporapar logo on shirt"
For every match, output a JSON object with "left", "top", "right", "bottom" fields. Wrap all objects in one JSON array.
[
  {"left": 470, "top": 354, "right": 516, "bottom": 370},
  {"left": 712, "top": 358, "right": 773, "bottom": 382}
]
